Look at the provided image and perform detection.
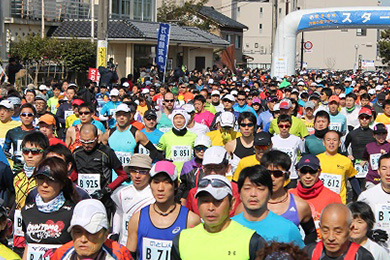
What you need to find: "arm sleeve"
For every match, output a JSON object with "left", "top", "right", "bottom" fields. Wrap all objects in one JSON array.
[
  {"left": 349, "top": 177, "right": 362, "bottom": 196},
  {"left": 109, "top": 167, "right": 128, "bottom": 190},
  {"left": 301, "top": 218, "right": 317, "bottom": 245},
  {"left": 249, "top": 233, "right": 266, "bottom": 260},
  {"left": 344, "top": 133, "right": 352, "bottom": 153},
  {"left": 170, "top": 234, "right": 182, "bottom": 260}
]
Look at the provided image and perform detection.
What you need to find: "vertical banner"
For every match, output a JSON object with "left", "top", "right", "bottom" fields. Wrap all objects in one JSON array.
[
  {"left": 88, "top": 68, "right": 101, "bottom": 83},
  {"left": 156, "top": 23, "right": 171, "bottom": 74},
  {"left": 97, "top": 40, "right": 107, "bottom": 68}
]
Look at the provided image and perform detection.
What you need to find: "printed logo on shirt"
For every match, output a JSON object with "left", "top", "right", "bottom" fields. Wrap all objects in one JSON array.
[
  {"left": 289, "top": 207, "right": 296, "bottom": 212},
  {"left": 27, "top": 220, "right": 65, "bottom": 243},
  {"left": 337, "top": 164, "right": 344, "bottom": 169},
  {"left": 172, "top": 226, "right": 181, "bottom": 234}
]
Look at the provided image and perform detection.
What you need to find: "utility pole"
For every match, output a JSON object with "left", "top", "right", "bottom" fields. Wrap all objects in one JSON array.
[
  {"left": 271, "top": 0, "right": 278, "bottom": 62},
  {"left": 91, "top": 0, "right": 95, "bottom": 42},
  {"left": 300, "top": 32, "right": 304, "bottom": 70},
  {"left": 97, "top": 0, "right": 109, "bottom": 68},
  {"left": 41, "top": 0, "right": 45, "bottom": 38}
]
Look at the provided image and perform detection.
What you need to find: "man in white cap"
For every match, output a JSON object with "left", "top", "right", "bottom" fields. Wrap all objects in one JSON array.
[
  {"left": 182, "top": 103, "right": 209, "bottom": 137},
  {"left": 207, "top": 111, "right": 241, "bottom": 146},
  {"left": 111, "top": 154, "right": 155, "bottom": 246},
  {"left": 211, "top": 90, "right": 224, "bottom": 113},
  {"left": 157, "top": 109, "right": 197, "bottom": 172},
  {"left": 52, "top": 199, "right": 132, "bottom": 259},
  {"left": 210, "top": 94, "right": 239, "bottom": 130},
  {"left": 171, "top": 175, "right": 266, "bottom": 260},
  {"left": 186, "top": 146, "right": 241, "bottom": 217},
  {"left": 0, "top": 99, "right": 21, "bottom": 149},
  {"left": 126, "top": 160, "right": 200, "bottom": 259},
  {"left": 99, "top": 88, "right": 122, "bottom": 129}
]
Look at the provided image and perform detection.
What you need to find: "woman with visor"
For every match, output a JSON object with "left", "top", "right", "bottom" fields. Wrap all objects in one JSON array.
[{"left": 21, "top": 157, "right": 80, "bottom": 260}]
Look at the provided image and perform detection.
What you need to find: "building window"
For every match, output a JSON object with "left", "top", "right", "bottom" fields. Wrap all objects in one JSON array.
[
  {"left": 226, "top": 34, "right": 232, "bottom": 43},
  {"left": 235, "top": 35, "right": 241, "bottom": 49},
  {"left": 357, "top": 28, "right": 367, "bottom": 36},
  {"left": 279, "top": 8, "right": 282, "bottom": 14},
  {"left": 238, "top": 7, "right": 240, "bottom": 12},
  {"left": 134, "top": 0, "right": 153, "bottom": 21},
  {"left": 259, "top": 24, "right": 263, "bottom": 34},
  {"left": 259, "top": 7, "right": 263, "bottom": 17},
  {"left": 255, "top": 43, "right": 259, "bottom": 48}
]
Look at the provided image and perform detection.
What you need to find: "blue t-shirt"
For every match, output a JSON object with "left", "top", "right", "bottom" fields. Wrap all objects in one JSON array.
[
  {"left": 329, "top": 113, "right": 347, "bottom": 134},
  {"left": 233, "top": 103, "right": 258, "bottom": 118},
  {"left": 257, "top": 110, "right": 272, "bottom": 128},
  {"left": 141, "top": 128, "right": 163, "bottom": 145},
  {"left": 72, "top": 119, "right": 106, "bottom": 133},
  {"left": 232, "top": 211, "right": 304, "bottom": 248}
]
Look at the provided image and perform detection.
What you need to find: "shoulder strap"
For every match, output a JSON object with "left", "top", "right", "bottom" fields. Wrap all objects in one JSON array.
[
  {"left": 344, "top": 242, "right": 360, "bottom": 260},
  {"left": 129, "top": 125, "right": 137, "bottom": 138},
  {"left": 109, "top": 127, "right": 117, "bottom": 137},
  {"left": 312, "top": 242, "right": 324, "bottom": 260}
]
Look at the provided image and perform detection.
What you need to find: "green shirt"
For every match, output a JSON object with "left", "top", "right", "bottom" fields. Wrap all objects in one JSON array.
[
  {"left": 157, "top": 129, "right": 197, "bottom": 173},
  {"left": 47, "top": 96, "right": 59, "bottom": 114},
  {"left": 269, "top": 116, "right": 309, "bottom": 138}
]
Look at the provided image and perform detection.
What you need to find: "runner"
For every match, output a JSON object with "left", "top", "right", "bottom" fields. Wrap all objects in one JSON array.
[
  {"left": 56, "top": 86, "right": 76, "bottom": 135},
  {"left": 171, "top": 175, "right": 266, "bottom": 260},
  {"left": 22, "top": 157, "right": 79, "bottom": 259},
  {"left": 358, "top": 153, "right": 390, "bottom": 248},
  {"left": 157, "top": 109, "right": 197, "bottom": 172},
  {"left": 3, "top": 103, "right": 37, "bottom": 172},
  {"left": 361, "top": 123, "right": 390, "bottom": 188},
  {"left": 13, "top": 132, "right": 49, "bottom": 256},
  {"left": 232, "top": 165, "right": 304, "bottom": 247},
  {"left": 193, "top": 94, "right": 215, "bottom": 127},
  {"left": 210, "top": 94, "right": 239, "bottom": 130},
  {"left": 99, "top": 88, "right": 122, "bottom": 129},
  {"left": 304, "top": 204, "right": 374, "bottom": 260},
  {"left": 139, "top": 110, "right": 163, "bottom": 155},
  {"left": 156, "top": 92, "right": 175, "bottom": 133},
  {"left": 47, "top": 84, "right": 61, "bottom": 115},
  {"left": 327, "top": 95, "right": 347, "bottom": 135},
  {"left": 302, "top": 101, "right": 315, "bottom": 135},
  {"left": 233, "top": 90, "right": 257, "bottom": 117},
  {"left": 38, "top": 114, "right": 66, "bottom": 146},
  {"left": 182, "top": 103, "right": 209, "bottom": 137},
  {"left": 340, "top": 93, "right": 361, "bottom": 131},
  {"left": 206, "top": 111, "right": 241, "bottom": 146},
  {"left": 64, "top": 99, "right": 83, "bottom": 129},
  {"left": 303, "top": 111, "right": 330, "bottom": 155},
  {"left": 317, "top": 130, "right": 361, "bottom": 204},
  {"left": 260, "top": 150, "right": 317, "bottom": 244},
  {"left": 271, "top": 114, "right": 304, "bottom": 188},
  {"left": 210, "top": 90, "right": 224, "bottom": 113},
  {"left": 126, "top": 160, "right": 200, "bottom": 259},
  {"left": 290, "top": 155, "right": 342, "bottom": 239},
  {"left": 52, "top": 199, "right": 132, "bottom": 259},
  {"left": 110, "top": 154, "right": 155, "bottom": 246},
  {"left": 0, "top": 99, "right": 21, "bottom": 149}
]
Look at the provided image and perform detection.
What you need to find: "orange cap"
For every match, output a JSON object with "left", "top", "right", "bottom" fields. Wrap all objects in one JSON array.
[
  {"left": 38, "top": 114, "right": 56, "bottom": 125},
  {"left": 328, "top": 95, "right": 340, "bottom": 104}
]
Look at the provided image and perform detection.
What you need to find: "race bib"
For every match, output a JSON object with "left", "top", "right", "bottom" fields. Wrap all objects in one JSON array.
[
  {"left": 13, "top": 209, "right": 23, "bottom": 236},
  {"left": 115, "top": 151, "right": 132, "bottom": 166},
  {"left": 50, "top": 105, "right": 57, "bottom": 113},
  {"left": 354, "top": 160, "right": 368, "bottom": 178},
  {"left": 26, "top": 243, "right": 60, "bottom": 260},
  {"left": 370, "top": 153, "right": 381, "bottom": 171},
  {"left": 142, "top": 237, "right": 172, "bottom": 260},
  {"left": 64, "top": 110, "right": 74, "bottom": 119},
  {"left": 171, "top": 146, "right": 192, "bottom": 162},
  {"left": 319, "top": 173, "right": 342, "bottom": 194},
  {"left": 121, "top": 213, "right": 132, "bottom": 245},
  {"left": 279, "top": 148, "right": 294, "bottom": 159},
  {"left": 375, "top": 204, "right": 390, "bottom": 229},
  {"left": 78, "top": 174, "right": 101, "bottom": 194},
  {"left": 139, "top": 144, "right": 151, "bottom": 155},
  {"left": 329, "top": 122, "right": 342, "bottom": 132}
]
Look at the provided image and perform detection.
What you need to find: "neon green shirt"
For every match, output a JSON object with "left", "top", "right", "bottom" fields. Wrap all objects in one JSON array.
[
  {"left": 269, "top": 116, "right": 309, "bottom": 138},
  {"left": 157, "top": 129, "right": 197, "bottom": 172},
  {"left": 47, "top": 96, "right": 59, "bottom": 114}
]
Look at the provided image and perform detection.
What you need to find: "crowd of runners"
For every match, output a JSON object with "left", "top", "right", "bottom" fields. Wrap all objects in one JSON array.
[{"left": 0, "top": 67, "right": 389, "bottom": 259}]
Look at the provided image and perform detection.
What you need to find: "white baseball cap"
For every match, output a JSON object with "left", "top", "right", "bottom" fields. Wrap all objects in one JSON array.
[
  {"left": 181, "top": 103, "right": 195, "bottom": 114},
  {"left": 202, "top": 146, "right": 229, "bottom": 166},
  {"left": 211, "top": 90, "right": 220, "bottom": 96},
  {"left": 68, "top": 199, "right": 109, "bottom": 234},
  {"left": 208, "top": 79, "right": 214, "bottom": 84},
  {"left": 222, "top": 94, "right": 235, "bottom": 102},
  {"left": 376, "top": 85, "right": 383, "bottom": 91},
  {"left": 195, "top": 175, "right": 232, "bottom": 200},
  {"left": 142, "top": 88, "right": 150, "bottom": 94},
  {"left": 110, "top": 88, "right": 120, "bottom": 96},
  {"left": 368, "top": 89, "right": 376, "bottom": 95},
  {"left": 194, "top": 135, "right": 211, "bottom": 148},
  {"left": 231, "top": 90, "right": 238, "bottom": 96},
  {"left": 122, "top": 82, "right": 130, "bottom": 87},
  {"left": 39, "top": 84, "right": 49, "bottom": 91},
  {"left": 218, "top": 111, "right": 235, "bottom": 128},
  {"left": 116, "top": 103, "right": 130, "bottom": 113},
  {"left": 0, "top": 100, "right": 14, "bottom": 110},
  {"left": 273, "top": 103, "right": 280, "bottom": 112}
]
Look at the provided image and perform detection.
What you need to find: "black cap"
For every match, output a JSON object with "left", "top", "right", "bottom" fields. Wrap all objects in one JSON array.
[
  {"left": 373, "top": 123, "right": 388, "bottom": 134},
  {"left": 296, "top": 155, "right": 320, "bottom": 171},
  {"left": 254, "top": 132, "right": 272, "bottom": 146},
  {"left": 144, "top": 110, "right": 157, "bottom": 119},
  {"left": 34, "top": 165, "right": 56, "bottom": 181}
]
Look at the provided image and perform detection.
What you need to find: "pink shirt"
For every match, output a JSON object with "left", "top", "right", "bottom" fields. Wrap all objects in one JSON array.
[{"left": 194, "top": 111, "right": 214, "bottom": 127}]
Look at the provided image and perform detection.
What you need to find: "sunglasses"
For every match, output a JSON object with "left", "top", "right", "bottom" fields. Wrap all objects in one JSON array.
[
  {"left": 203, "top": 164, "right": 226, "bottom": 173},
  {"left": 278, "top": 124, "right": 291, "bottom": 129},
  {"left": 198, "top": 178, "right": 231, "bottom": 189},
  {"left": 22, "top": 147, "right": 44, "bottom": 155},
  {"left": 80, "top": 137, "right": 98, "bottom": 144},
  {"left": 79, "top": 111, "right": 91, "bottom": 115},
  {"left": 222, "top": 99, "right": 233, "bottom": 103},
  {"left": 359, "top": 115, "right": 371, "bottom": 120},
  {"left": 268, "top": 170, "right": 288, "bottom": 178},
  {"left": 164, "top": 99, "right": 175, "bottom": 103},
  {"left": 194, "top": 146, "right": 208, "bottom": 152},
  {"left": 255, "top": 145, "right": 270, "bottom": 151},
  {"left": 130, "top": 169, "right": 149, "bottom": 175},
  {"left": 237, "top": 98, "right": 246, "bottom": 101},
  {"left": 300, "top": 169, "right": 318, "bottom": 175},
  {"left": 221, "top": 126, "right": 233, "bottom": 131},
  {"left": 145, "top": 116, "right": 156, "bottom": 121},
  {"left": 240, "top": 123, "right": 254, "bottom": 128},
  {"left": 21, "top": 113, "right": 34, "bottom": 117}
]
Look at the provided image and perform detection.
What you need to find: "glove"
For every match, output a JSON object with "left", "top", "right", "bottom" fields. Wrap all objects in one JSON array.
[
  {"left": 367, "top": 229, "right": 388, "bottom": 243},
  {"left": 91, "top": 187, "right": 112, "bottom": 200},
  {"left": 109, "top": 233, "right": 120, "bottom": 242}
]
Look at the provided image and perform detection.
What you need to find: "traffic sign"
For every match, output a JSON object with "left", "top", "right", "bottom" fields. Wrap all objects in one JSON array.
[{"left": 304, "top": 41, "right": 313, "bottom": 50}]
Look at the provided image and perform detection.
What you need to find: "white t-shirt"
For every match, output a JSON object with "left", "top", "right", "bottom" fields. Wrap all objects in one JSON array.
[
  {"left": 271, "top": 134, "right": 304, "bottom": 179},
  {"left": 188, "top": 122, "right": 210, "bottom": 137},
  {"left": 358, "top": 184, "right": 390, "bottom": 249},
  {"left": 213, "top": 103, "right": 225, "bottom": 114},
  {"left": 362, "top": 239, "right": 389, "bottom": 260},
  {"left": 111, "top": 184, "right": 155, "bottom": 245}
]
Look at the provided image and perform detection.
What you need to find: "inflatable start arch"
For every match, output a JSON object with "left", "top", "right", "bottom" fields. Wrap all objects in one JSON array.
[{"left": 271, "top": 7, "right": 390, "bottom": 77}]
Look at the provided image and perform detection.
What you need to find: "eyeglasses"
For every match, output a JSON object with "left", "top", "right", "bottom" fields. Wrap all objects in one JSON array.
[
  {"left": 130, "top": 169, "right": 149, "bottom": 175},
  {"left": 198, "top": 178, "right": 231, "bottom": 190},
  {"left": 300, "top": 169, "right": 318, "bottom": 175},
  {"left": 21, "top": 113, "right": 34, "bottom": 117},
  {"left": 255, "top": 145, "right": 271, "bottom": 151},
  {"left": 80, "top": 137, "right": 98, "bottom": 144},
  {"left": 240, "top": 123, "right": 254, "bottom": 128},
  {"left": 203, "top": 164, "right": 226, "bottom": 173},
  {"left": 278, "top": 124, "right": 291, "bottom": 129},
  {"left": 22, "top": 148, "right": 44, "bottom": 155},
  {"left": 194, "top": 146, "right": 208, "bottom": 152},
  {"left": 237, "top": 98, "right": 246, "bottom": 101},
  {"left": 79, "top": 111, "right": 91, "bottom": 115},
  {"left": 164, "top": 99, "right": 175, "bottom": 103},
  {"left": 268, "top": 170, "right": 288, "bottom": 178}
]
